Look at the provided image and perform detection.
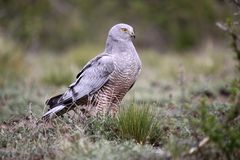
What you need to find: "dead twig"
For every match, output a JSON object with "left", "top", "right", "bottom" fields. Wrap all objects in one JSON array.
[{"left": 182, "top": 137, "right": 210, "bottom": 157}]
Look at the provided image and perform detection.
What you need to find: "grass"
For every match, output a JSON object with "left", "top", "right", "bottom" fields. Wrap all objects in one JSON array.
[
  {"left": 64, "top": 45, "right": 102, "bottom": 67},
  {"left": 116, "top": 105, "right": 161, "bottom": 144},
  {"left": 0, "top": 41, "right": 239, "bottom": 159},
  {"left": 0, "top": 37, "right": 26, "bottom": 86},
  {"left": 195, "top": 98, "right": 240, "bottom": 160},
  {"left": 85, "top": 104, "right": 163, "bottom": 145},
  {"left": 0, "top": 113, "right": 170, "bottom": 160},
  {"left": 42, "top": 65, "right": 74, "bottom": 86}
]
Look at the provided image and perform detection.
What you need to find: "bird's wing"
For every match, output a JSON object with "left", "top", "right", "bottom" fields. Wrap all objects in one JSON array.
[
  {"left": 57, "top": 54, "right": 115, "bottom": 105},
  {"left": 75, "top": 54, "right": 104, "bottom": 79}
]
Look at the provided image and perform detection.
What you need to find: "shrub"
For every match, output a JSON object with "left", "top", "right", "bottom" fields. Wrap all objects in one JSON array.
[{"left": 194, "top": 98, "right": 240, "bottom": 160}]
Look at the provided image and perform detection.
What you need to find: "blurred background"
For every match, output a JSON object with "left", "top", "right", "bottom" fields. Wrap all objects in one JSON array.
[
  {"left": 0, "top": 0, "right": 231, "bottom": 51},
  {"left": 0, "top": 0, "right": 238, "bottom": 120}
]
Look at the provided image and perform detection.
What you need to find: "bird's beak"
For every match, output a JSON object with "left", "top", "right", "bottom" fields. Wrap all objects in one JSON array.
[{"left": 130, "top": 31, "right": 135, "bottom": 39}]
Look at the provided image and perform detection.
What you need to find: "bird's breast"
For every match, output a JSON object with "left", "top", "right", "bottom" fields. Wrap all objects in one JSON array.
[{"left": 110, "top": 54, "right": 141, "bottom": 90}]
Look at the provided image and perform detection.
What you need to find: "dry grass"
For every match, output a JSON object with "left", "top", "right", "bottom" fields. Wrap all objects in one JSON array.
[{"left": 0, "top": 42, "right": 239, "bottom": 159}]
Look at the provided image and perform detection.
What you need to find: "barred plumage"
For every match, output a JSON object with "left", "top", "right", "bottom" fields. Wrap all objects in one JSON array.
[{"left": 42, "top": 23, "right": 141, "bottom": 120}]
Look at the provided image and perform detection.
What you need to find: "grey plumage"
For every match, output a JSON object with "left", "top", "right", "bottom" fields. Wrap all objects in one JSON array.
[{"left": 42, "top": 23, "right": 141, "bottom": 120}]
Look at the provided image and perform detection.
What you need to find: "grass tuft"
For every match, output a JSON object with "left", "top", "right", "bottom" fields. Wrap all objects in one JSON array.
[
  {"left": 84, "top": 104, "right": 163, "bottom": 145},
  {"left": 116, "top": 105, "right": 162, "bottom": 144}
]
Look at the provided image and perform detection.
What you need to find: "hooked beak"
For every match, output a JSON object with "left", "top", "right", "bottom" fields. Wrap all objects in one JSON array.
[{"left": 130, "top": 31, "right": 135, "bottom": 39}]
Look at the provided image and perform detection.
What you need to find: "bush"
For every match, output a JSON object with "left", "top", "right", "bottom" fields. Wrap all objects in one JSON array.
[{"left": 194, "top": 98, "right": 240, "bottom": 160}]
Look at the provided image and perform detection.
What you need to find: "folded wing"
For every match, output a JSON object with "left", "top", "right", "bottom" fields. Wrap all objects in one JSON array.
[{"left": 42, "top": 54, "right": 115, "bottom": 119}]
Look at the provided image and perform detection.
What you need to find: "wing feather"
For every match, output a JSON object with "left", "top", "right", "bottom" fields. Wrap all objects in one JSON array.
[{"left": 57, "top": 54, "right": 114, "bottom": 105}]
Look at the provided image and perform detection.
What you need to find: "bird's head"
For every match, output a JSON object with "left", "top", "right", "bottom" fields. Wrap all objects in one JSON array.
[{"left": 108, "top": 23, "right": 135, "bottom": 41}]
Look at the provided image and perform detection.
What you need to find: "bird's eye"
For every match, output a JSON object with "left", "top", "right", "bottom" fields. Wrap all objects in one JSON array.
[{"left": 121, "top": 28, "right": 128, "bottom": 32}]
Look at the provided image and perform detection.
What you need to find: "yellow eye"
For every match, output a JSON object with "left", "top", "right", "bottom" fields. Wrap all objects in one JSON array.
[{"left": 121, "top": 28, "right": 128, "bottom": 32}]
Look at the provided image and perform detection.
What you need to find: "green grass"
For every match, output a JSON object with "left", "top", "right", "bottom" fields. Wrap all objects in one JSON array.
[
  {"left": 0, "top": 37, "right": 26, "bottom": 86},
  {"left": 0, "top": 43, "right": 239, "bottom": 159},
  {"left": 116, "top": 105, "right": 161, "bottom": 144},
  {"left": 42, "top": 66, "right": 74, "bottom": 86},
  {"left": 64, "top": 45, "right": 102, "bottom": 67},
  {"left": 85, "top": 104, "right": 163, "bottom": 145},
  {"left": 0, "top": 113, "right": 170, "bottom": 160}
]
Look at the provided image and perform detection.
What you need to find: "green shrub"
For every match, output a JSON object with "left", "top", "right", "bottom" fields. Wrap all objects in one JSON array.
[{"left": 195, "top": 99, "right": 240, "bottom": 160}]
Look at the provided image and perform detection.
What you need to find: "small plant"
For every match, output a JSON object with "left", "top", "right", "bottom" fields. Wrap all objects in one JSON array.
[
  {"left": 116, "top": 105, "right": 162, "bottom": 144},
  {"left": 217, "top": 0, "right": 240, "bottom": 73},
  {"left": 193, "top": 98, "right": 240, "bottom": 160},
  {"left": 84, "top": 105, "right": 163, "bottom": 145},
  {"left": 84, "top": 116, "right": 120, "bottom": 141}
]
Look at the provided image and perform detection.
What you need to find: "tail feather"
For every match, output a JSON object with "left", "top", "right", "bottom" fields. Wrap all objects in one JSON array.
[
  {"left": 42, "top": 105, "right": 66, "bottom": 120},
  {"left": 45, "top": 94, "right": 63, "bottom": 109},
  {"left": 42, "top": 95, "right": 89, "bottom": 121}
]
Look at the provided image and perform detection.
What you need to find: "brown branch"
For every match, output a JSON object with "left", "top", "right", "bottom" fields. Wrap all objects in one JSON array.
[
  {"left": 231, "top": 0, "right": 240, "bottom": 9},
  {"left": 216, "top": 22, "right": 240, "bottom": 71},
  {"left": 182, "top": 137, "right": 210, "bottom": 157}
]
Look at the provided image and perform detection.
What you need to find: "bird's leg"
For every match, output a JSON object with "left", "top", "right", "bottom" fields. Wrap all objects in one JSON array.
[
  {"left": 107, "top": 93, "right": 120, "bottom": 117},
  {"left": 106, "top": 88, "right": 115, "bottom": 115},
  {"left": 72, "top": 108, "right": 78, "bottom": 119}
]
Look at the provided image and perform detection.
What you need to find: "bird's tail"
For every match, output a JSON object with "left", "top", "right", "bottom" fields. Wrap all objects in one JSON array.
[
  {"left": 42, "top": 93, "right": 88, "bottom": 121},
  {"left": 42, "top": 104, "right": 66, "bottom": 121},
  {"left": 45, "top": 94, "right": 63, "bottom": 109}
]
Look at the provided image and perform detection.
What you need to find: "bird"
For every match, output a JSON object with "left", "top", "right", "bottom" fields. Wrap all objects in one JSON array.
[{"left": 42, "top": 23, "right": 142, "bottom": 120}]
